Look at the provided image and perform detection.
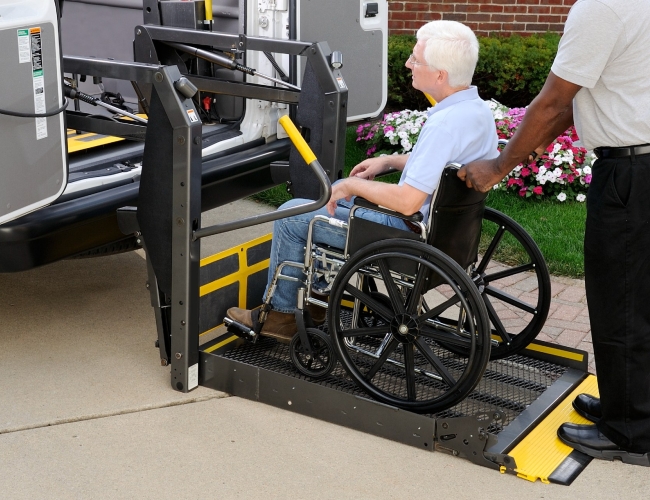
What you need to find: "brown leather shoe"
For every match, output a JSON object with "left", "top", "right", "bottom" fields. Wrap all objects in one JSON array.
[
  {"left": 305, "top": 291, "right": 328, "bottom": 325},
  {"left": 226, "top": 307, "right": 297, "bottom": 344},
  {"left": 227, "top": 307, "right": 254, "bottom": 328}
]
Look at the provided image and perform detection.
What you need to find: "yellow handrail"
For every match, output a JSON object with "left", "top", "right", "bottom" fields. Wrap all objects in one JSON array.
[{"left": 278, "top": 115, "right": 317, "bottom": 165}]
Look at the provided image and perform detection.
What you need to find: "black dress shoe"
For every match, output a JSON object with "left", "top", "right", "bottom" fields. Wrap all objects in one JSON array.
[
  {"left": 572, "top": 393, "right": 602, "bottom": 422},
  {"left": 558, "top": 423, "right": 650, "bottom": 467}
]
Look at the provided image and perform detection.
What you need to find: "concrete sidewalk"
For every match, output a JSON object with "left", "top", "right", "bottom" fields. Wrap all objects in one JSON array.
[{"left": 0, "top": 199, "right": 646, "bottom": 498}]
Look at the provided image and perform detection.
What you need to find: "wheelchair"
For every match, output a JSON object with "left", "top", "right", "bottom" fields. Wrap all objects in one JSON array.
[{"left": 225, "top": 163, "right": 551, "bottom": 414}]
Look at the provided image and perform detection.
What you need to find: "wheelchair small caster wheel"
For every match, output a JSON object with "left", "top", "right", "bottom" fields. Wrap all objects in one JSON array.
[{"left": 289, "top": 328, "right": 336, "bottom": 379}]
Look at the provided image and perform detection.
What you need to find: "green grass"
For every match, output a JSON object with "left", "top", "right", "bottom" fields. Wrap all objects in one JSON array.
[
  {"left": 252, "top": 126, "right": 587, "bottom": 279},
  {"left": 482, "top": 190, "right": 586, "bottom": 278}
]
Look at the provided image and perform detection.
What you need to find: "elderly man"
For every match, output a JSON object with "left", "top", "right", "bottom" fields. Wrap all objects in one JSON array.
[
  {"left": 459, "top": 0, "right": 650, "bottom": 466},
  {"left": 227, "top": 20, "right": 497, "bottom": 341}
]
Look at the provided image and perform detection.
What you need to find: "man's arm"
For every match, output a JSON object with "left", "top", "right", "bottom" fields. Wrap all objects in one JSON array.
[
  {"left": 349, "top": 154, "right": 409, "bottom": 180},
  {"left": 457, "top": 72, "right": 581, "bottom": 192},
  {"left": 326, "top": 176, "right": 427, "bottom": 217}
]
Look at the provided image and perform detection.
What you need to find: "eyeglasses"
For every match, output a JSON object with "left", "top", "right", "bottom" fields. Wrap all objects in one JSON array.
[{"left": 407, "top": 53, "right": 431, "bottom": 67}]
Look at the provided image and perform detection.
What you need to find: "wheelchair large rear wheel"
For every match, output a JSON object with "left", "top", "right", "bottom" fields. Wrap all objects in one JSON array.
[
  {"left": 473, "top": 208, "right": 551, "bottom": 359},
  {"left": 328, "top": 239, "right": 491, "bottom": 414}
]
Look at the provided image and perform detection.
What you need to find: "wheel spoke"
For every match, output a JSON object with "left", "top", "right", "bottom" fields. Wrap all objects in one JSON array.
[
  {"left": 377, "top": 259, "right": 406, "bottom": 315},
  {"left": 404, "top": 344, "right": 417, "bottom": 401},
  {"left": 483, "top": 294, "right": 513, "bottom": 344},
  {"left": 341, "top": 325, "right": 392, "bottom": 338},
  {"left": 484, "top": 285, "right": 536, "bottom": 314},
  {"left": 406, "top": 261, "right": 428, "bottom": 314},
  {"left": 417, "top": 295, "right": 461, "bottom": 324},
  {"left": 345, "top": 283, "right": 394, "bottom": 322},
  {"left": 418, "top": 324, "right": 473, "bottom": 349},
  {"left": 415, "top": 338, "right": 456, "bottom": 387},
  {"left": 365, "top": 337, "right": 400, "bottom": 380},
  {"left": 476, "top": 225, "right": 506, "bottom": 274},
  {"left": 483, "top": 263, "right": 535, "bottom": 284}
]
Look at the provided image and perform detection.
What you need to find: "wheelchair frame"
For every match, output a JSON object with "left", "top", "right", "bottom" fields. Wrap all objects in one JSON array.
[{"left": 225, "top": 163, "right": 552, "bottom": 414}]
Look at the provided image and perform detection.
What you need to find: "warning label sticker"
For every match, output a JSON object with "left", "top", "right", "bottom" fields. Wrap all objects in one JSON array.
[
  {"left": 187, "top": 108, "right": 199, "bottom": 123},
  {"left": 336, "top": 77, "right": 347, "bottom": 90},
  {"left": 17, "top": 29, "right": 30, "bottom": 63},
  {"left": 28, "top": 27, "right": 47, "bottom": 140}
]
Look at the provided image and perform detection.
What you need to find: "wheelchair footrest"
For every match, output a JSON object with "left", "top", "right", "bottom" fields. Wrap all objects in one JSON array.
[{"left": 224, "top": 317, "right": 258, "bottom": 342}]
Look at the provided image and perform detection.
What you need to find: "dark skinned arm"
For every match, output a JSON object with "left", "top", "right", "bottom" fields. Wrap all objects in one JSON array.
[{"left": 458, "top": 72, "right": 582, "bottom": 192}]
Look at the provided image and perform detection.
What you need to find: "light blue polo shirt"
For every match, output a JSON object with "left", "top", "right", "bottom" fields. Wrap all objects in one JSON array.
[{"left": 398, "top": 86, "right": 498, "bottom": 222}]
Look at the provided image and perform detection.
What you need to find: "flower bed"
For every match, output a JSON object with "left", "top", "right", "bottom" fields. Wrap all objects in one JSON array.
[{"left": 356, "top": 101, "right": 596, "bottom": 202}]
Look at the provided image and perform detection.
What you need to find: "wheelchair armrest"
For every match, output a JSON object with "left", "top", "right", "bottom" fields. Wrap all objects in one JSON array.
[{"left": 353, "top": 197, "right": 424, "bottom": 223}]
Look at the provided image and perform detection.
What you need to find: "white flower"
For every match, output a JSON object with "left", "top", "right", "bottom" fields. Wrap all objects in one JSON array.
[
  {"left": 410, "top": 128, "right": 419, "bottom": 134},
  {"left": 576, "top": 194, "right": 586, "bottom": 202},
  {"left": 401, "top": 138, "right": 413, "bottom": 152},
  {"left": 552, "top": 143, "right": 562, "bottom": 154},
  {"left": 557, "top": 192, "right": 567, "bottom": 202},
  {"left": 553, "top": 168, "right": 563, "bottom": 177},
  {"left": 583, "top": 166, "right": 592, "bottom": 175}
]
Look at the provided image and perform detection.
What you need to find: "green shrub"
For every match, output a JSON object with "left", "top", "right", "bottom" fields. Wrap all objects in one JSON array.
[
  {"left": 386, "top": 35, "right": 429, "bottom": 111},
  {"left": 474, "top": 33, "right": 561, "bottom": 107},
  {"left": 387, "top": 32, "right": 561, "bottom": 110}
]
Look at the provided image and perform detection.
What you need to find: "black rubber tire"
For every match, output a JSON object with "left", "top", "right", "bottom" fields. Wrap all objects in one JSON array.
[
  {"left": 289, "top": 328, "right": 336, "bottom": 379},
  {"left": 328, "top": 239, "right": 491, "bottom": 414},
  {"left": 475, "top": 208, "right": 551, "bottom": 359}
]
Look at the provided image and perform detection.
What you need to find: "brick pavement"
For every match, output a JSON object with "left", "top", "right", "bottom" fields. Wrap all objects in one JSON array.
[{"left": 489, "top": 262, "right": 595, "bottom": 373}]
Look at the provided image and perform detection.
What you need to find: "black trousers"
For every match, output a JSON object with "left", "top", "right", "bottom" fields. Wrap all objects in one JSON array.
[{"left": 585, "top": 153, "right": 650, "bottom": 453}]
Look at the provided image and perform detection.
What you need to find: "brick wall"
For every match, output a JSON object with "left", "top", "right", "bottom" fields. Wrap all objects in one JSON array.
[{"left": 389, "top": 0, "right": 577, "bottom": 37}]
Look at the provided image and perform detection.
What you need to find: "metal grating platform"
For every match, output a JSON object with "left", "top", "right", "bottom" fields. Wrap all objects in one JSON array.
[{"left": 219, "top": 336, "right": 568, "bottom": 434}]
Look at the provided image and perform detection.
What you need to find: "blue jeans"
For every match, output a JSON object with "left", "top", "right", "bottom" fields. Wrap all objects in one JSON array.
[{"left": 265, "top": 196, "right": 412, "bottom": 312}]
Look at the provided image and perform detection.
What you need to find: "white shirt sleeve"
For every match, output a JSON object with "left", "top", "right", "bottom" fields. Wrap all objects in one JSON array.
[{"left": 551, "top": 0, "right": 624, "bottom": 88}]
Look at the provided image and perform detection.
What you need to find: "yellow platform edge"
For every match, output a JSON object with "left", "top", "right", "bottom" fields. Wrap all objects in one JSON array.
[{"left": 507, "top": 374, "right": 599, "bottom": 483}]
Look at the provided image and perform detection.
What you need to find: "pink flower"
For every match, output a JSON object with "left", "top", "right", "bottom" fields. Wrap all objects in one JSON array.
[
  {"left": 585, "top": 174, "right": 592, "bottom": 184},
  {"left": 533, "top": 186, "right": 543, "bottom": 195},
  {"left": 521, "top": 167, "right": 531, "bottom": 177},
  {"left": 532, "top": 165, "right": 539, "bottom": 174},
  {"left": 519, "top": 187, "right": 528, "bottom": 197}
]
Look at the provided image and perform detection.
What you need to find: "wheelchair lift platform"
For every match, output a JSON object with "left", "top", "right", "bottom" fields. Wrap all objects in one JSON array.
[{"left": 195, "top": 235, "right": 597, "bottom": 486}]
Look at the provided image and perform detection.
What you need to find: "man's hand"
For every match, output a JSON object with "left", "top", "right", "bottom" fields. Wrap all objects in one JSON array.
[
  {"left": 349, "top": 157, "right": 390, "bottom": 180},
  {"left": 457, "top": 159, "right": 505, "bottom": 193},
  {"left": 326, "top": 178, "right": 355, "bottom": 215}
]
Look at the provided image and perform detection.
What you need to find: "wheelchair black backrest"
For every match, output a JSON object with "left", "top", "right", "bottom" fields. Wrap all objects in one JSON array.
[
  {"left": 346, "top": 164, "right": 488, "bottom": 276},
  {"left": 425, "top": 165, "right": 489, "bottom": 271}
]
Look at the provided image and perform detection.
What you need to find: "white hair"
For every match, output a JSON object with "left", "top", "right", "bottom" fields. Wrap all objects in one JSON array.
[{"left": 416, "top": 20, "right": 479, "bottom": 88}]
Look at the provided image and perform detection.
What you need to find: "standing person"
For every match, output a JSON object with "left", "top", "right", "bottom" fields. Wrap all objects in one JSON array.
[
  {"left": 458, "top": 0, "right": 650, "bottom": 466},
  {"left": 226, "top": 20, "right": 497, "bottom": 342}
]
